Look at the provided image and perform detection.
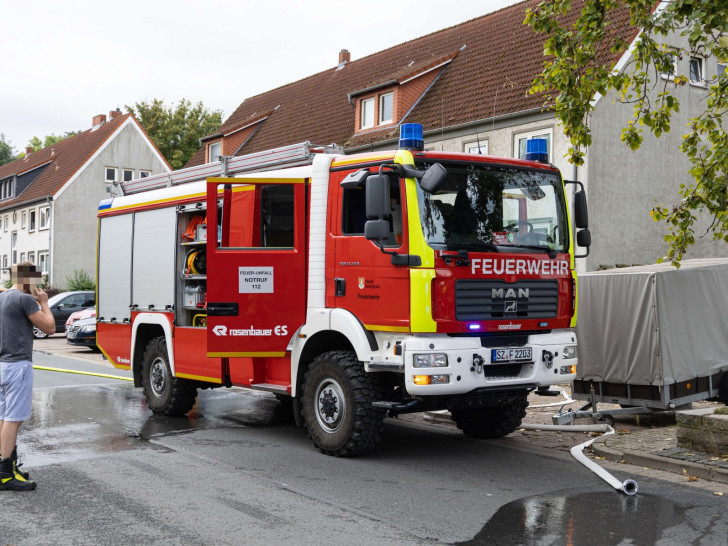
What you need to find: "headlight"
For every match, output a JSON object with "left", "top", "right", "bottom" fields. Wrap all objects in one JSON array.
[
  {"left": 562, "top": 345, "right": 577, "bottom": 359},
  {"left": 79, "top": 326, "right": 96, "bottom": 333},
  {"left": 413, "top": 353, "right": 448, "bottom": 368}
]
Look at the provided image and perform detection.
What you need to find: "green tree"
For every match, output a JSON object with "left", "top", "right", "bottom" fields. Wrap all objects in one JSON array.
[
  {"left": 126, "top": 99, "right": 223, "bottom": 170},
  {"left": 0, "top": 134, "right": 15, "bottom": 166},
  {"left": 65, "top": 269, "right": 96, "bottom": 291},
  {"left": 526, "top": 0, "right": 728, "bottom": 265}
]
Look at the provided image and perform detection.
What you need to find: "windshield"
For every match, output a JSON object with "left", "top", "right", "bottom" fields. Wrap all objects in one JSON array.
[{"left": 415, "top": 161, "right": 569, "bottom": 254}]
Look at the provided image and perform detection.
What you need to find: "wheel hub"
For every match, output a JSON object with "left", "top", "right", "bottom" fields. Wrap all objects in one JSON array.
[
  {"left": 150, "top": 357, "right": 167, "bottom": 397},
  {"left": 315, "top": 379, "right": 346, "bottom": 433}
]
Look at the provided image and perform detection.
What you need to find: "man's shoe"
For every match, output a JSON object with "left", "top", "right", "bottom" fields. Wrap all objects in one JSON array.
[
  {"left": 0, "top": 457, "right": 36, "bottom": 491},
  {"left": 11, "top": 447, "right": 29, "bottom": 480}
]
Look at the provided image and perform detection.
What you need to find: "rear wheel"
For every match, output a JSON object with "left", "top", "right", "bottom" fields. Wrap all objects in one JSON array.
[
  {"left": 141, "top": 336, "right": 197, "bottom": 416},
  {"left": 301, "top": 350, "right": 386, "bottom": 456},
  {"left": 451, "top": 392, "right": 529, "bottom": 439}
]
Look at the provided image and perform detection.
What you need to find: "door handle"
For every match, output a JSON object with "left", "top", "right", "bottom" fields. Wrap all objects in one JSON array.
[
  {"left": 334, "top": 278, "right": 346, "bottom": 296},
  {"left": 207, "top": 302, "right": 239, "bottom": 316}
]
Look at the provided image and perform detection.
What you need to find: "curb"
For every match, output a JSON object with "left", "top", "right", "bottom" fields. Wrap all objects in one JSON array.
[{"left": 592, "top": 438, "right": 728, "bottom": 485}]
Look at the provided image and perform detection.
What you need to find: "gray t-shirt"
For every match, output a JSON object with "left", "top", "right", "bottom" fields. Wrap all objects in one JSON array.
[{"left": 0, "top": 289, "right": 41, "bottom": 362}]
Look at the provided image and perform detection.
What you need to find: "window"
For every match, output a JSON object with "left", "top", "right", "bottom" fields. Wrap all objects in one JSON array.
[
  {"left": 140, "top": 170, "right": 151, "bottom": 178},
  {"left": 0, "top": 179, "right": 12, "bottom": 200},
  {"left": 21, "top": 211, "right": 26, "bottom": 229},
  {"left": 2, "top": 255, "right": 6, "bottom": 268},
  {"left": 19, "top": 252, "right": 25, "bottom": 262},
  {"left": 38, "top": 252, "right": 48, "bottom": 274},
  {"left": 342, "top": 174, "right": 403, "bottom": 246},
  {"left": 27, "top": 251, "right": 34, "bottom": 264},
  {"left": 361, "top": 97, "right": 375, "bottom": 129},
  {"left": 379, "top": 93, "right": 393, "bottom": 125},
  {"left": 3, "top": 215, "right": 7, "bottom": 231},
  {"left": 515, "top": 129, "right": 553, "bottom": 162},
  {"left": 123, "top": 169, "right": 134, "bottom": 182},
  {"left": 11, "top": 231, "right": 17, "bottom": 265},
  {"left": 105, "top": 167, "right": 117, "bottom": 183},
  {"left": 29, "top": 210, "right": 35, "bottom": 232},
  {"left": 466, "top": 142, "right": 488, "bottom": 155},
  {"left": 208, "top": 141, "right": 222, "bottom": 163},
  {"left": 690, "top": 56, "right": 704, "bottom": 84},
  {"left": 39, "top": 207, "right": 50, "bottom": 230}
]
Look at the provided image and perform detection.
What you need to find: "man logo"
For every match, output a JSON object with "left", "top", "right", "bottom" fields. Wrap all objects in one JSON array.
[
  {"left": 504, "top": 301, "right": 518, "bottom": 313},
  {"left": 213, "top": 325, "right": 227, "bottom": 336},
  {"left": 358, "top": 277, "right": 365, "bottom": 290}
]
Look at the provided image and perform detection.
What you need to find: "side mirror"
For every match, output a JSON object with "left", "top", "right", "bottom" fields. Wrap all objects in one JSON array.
[
  {"left": 577, "top": 228, "right": 591, "bottom": 249},
  {"left": 574, "top": 190, "right": 588, "bottom": 229},
  {"left": 365, "top": 219, "right": 390, "bottom": 241},
  {"left": 419, "top": 163, "right": 447, "bottom": 194},
  {"left": 365, "top": 174, "right": 390, "bottom": 219},
  {"left": 56, "top": 304, "right": 64, "bottom": 310}
]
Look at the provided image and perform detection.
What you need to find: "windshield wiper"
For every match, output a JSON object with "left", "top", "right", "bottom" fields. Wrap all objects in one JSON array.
[{"left": 505, "top": 244, "right": 558, "bottom": 259}]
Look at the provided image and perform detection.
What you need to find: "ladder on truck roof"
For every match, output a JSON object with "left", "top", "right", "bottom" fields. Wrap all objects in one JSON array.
[{"left": 116, "top": 141, "right": 343, "bottom": 196}]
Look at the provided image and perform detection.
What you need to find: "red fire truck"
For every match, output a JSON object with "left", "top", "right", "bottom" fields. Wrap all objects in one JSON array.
[{"left": 96, "top": 124, "right": 590, "bottom": 456}]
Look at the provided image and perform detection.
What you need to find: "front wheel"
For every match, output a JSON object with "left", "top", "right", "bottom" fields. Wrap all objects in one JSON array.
[
  {"left": 33, "top": 327, "right": 48, "bottom": 339},
  {"left": 451, "top": 392, "right": 529, "bottom": 439},
  {"left": 141, "top": 336, "right": 197, "bottom": 416},
  {"left": 301, "top": 351, "right": 386, "bottom": 457}
]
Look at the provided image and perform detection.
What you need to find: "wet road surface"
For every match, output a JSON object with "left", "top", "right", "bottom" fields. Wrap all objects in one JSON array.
[{"left": 3, "top": 369, "right": 727, "bottom": 544}]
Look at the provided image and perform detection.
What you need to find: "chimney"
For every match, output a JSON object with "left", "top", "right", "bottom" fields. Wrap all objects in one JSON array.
[
  {"left": 25, "top": 146, "right": 33, "bottom": 155},
  {"left": 109, "top": 108, "right": 122, "bottom": 120},
  {"left": 92, "top": 114, "right": 107, "bottom": 127},
  {"left": 338, "top": 49, "right": 350, "bottom": 65}
]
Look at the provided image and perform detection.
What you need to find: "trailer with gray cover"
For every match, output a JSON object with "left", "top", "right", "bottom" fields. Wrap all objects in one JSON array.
[{"left": 554, "top": 259, "right": 728, "bottom": 425}]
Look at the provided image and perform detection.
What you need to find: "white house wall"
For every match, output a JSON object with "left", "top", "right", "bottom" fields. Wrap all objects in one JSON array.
[{"left": 51, "top": 122, "right": 168, "bottom": 287}]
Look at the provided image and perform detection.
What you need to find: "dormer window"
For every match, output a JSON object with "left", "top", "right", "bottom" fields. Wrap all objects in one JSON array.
[
  {"left": 379, "top": 93, "right": 393, "bottom": 125},
  {"left": 0, "top": 178, "right": 13, "bottom": 201},
  {"left": 361, "top": 98, "right": 375, "bottom": 129}
]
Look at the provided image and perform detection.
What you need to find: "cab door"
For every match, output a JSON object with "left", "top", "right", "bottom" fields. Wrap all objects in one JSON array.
[{"left": 206, "top": 176, "right": 307, "bottom": 357}]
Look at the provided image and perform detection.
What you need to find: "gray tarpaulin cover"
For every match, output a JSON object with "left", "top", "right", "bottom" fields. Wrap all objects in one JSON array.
[{"left": 575, "top": 259, "right": 728, "bottom": 386}]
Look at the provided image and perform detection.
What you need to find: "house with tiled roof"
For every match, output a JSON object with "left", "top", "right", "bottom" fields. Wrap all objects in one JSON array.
[
  {"left": 186, "top": 0, "right": 728, "bottom": 270},
  {"left": 0, "top": 111, "right": 170, "bottom": 287}
]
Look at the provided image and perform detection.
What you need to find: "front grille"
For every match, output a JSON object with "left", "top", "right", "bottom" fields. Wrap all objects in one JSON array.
[
  {"left": 67, "top": 325, "right": 81, "bottom": 334},
  {"left": 455, "top": 280, "right": 558, "bottom": 321},
  {"left": 479, "top": 334, "right": 530, "bottom": 348}
]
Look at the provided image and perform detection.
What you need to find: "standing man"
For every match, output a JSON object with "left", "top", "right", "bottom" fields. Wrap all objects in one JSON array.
[{"left": 0, "top": 262, "right": 55, "bottom": 491}]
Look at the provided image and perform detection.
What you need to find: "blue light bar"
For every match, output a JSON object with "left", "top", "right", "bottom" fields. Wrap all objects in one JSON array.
[
  {"left": 468, "top": 324, "right": 481, "bottom": 331},
  {"left": 399, "top": 123, "right": 424, "bottom": 151},
  {"left": 98, "top": 198, "right": 114, "bottom": 210},
  {"left": 525, "top": 138, "right": 549, "bottom": 163}
]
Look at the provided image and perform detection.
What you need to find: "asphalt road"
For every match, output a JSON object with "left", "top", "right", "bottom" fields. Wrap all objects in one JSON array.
[{"left": 1, "top": 345, "right": 726, "bottom": 545}]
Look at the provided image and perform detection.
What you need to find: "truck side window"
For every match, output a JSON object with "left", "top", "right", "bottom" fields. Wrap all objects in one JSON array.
[
  {"left": 342, "top": 174, "right": 402, "bottom": 246},
  {"left": 216, "top": 184, "right": 295, "bottom": 249}
]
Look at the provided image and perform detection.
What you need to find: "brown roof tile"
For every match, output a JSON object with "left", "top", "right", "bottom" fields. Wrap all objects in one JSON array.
[
  {"left": 0, "top": 114, "right": 139, "bottom": 210},
  {"left": 186, "top": 0, "right": 635, "bottom": 166}
]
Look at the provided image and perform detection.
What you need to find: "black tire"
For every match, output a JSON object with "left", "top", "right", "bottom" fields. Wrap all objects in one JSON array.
[
  {"left": 451, "top": 392, "right": 529, "bottom": 439},
  {"left": 141, "top": 336, "right": 197, "bottom": 416},
  {"left": 33, "top": 327, "right": 48, "bottom": 339},
  {"left": 301, "top": 350, "right": 386, "bottom": 457}
]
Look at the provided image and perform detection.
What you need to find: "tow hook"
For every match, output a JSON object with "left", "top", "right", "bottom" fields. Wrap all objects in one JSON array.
[
  {"left": 472, "top": 354, "right": 484, "bottom": 374},
  {"left": 542, "top": 350, "right": 554, "bottom": 369}
]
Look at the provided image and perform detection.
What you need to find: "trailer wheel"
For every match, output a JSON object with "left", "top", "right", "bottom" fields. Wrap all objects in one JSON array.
[
  {"left": 451, "top": 391, "right": 529, "bottom": 439},
  {"left": 301, "top": 351, "right": 386, "bottom": 457},
  {"left": 141, "top": 336, "right": 197, "bottom": 416}
]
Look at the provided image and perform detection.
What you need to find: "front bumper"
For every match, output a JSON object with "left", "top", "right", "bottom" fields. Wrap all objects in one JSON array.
[{"left": 400, "top": 330, "right": 577, "bottom": 396}]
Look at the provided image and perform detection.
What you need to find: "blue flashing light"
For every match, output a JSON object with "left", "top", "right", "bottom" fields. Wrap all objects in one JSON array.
[
  {"left": 468, "top": 324, "right": 482, "bottom": 331},
  {"left": 399, "top": 123, "right": 424, "bottom": 151},
  {"left": 98, "top": 198, "right": 114, "bottom": 210},
  {"left": 525, "top": 138, "right": 549, "bottom": 163}
]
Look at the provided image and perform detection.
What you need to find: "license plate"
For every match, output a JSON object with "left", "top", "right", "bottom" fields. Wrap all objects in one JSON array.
[{"left": 491, "top": 347, "right": 532, "bottom": 362}]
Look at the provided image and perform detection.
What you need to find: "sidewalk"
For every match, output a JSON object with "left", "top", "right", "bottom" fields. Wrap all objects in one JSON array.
[{"left": 424, "top": 387, "right": 728, "bottom": 485}]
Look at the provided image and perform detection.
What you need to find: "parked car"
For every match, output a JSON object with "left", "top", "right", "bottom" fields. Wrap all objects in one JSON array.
[
  {"left": 65, "top": 316, "right": 97, "bottom": 350},
  {"left": 33, "top": 290, "right": 95, "bottom": 339},
  {"left": 65, "top": 308, "right": 97, "bottom": 331}
]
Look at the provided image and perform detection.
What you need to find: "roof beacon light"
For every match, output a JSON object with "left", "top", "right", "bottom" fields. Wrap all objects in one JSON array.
[
  {"left": 399, "top": 123, "right": 424, "bottom": 151},
  {"left": 525, "top": 138, "right": 549, "bottom": 163}
]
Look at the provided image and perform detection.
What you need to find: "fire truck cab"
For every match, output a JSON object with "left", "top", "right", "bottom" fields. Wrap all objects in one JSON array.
[{"left": 97, "top": 124, "right": 590, "bottom": 456}]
